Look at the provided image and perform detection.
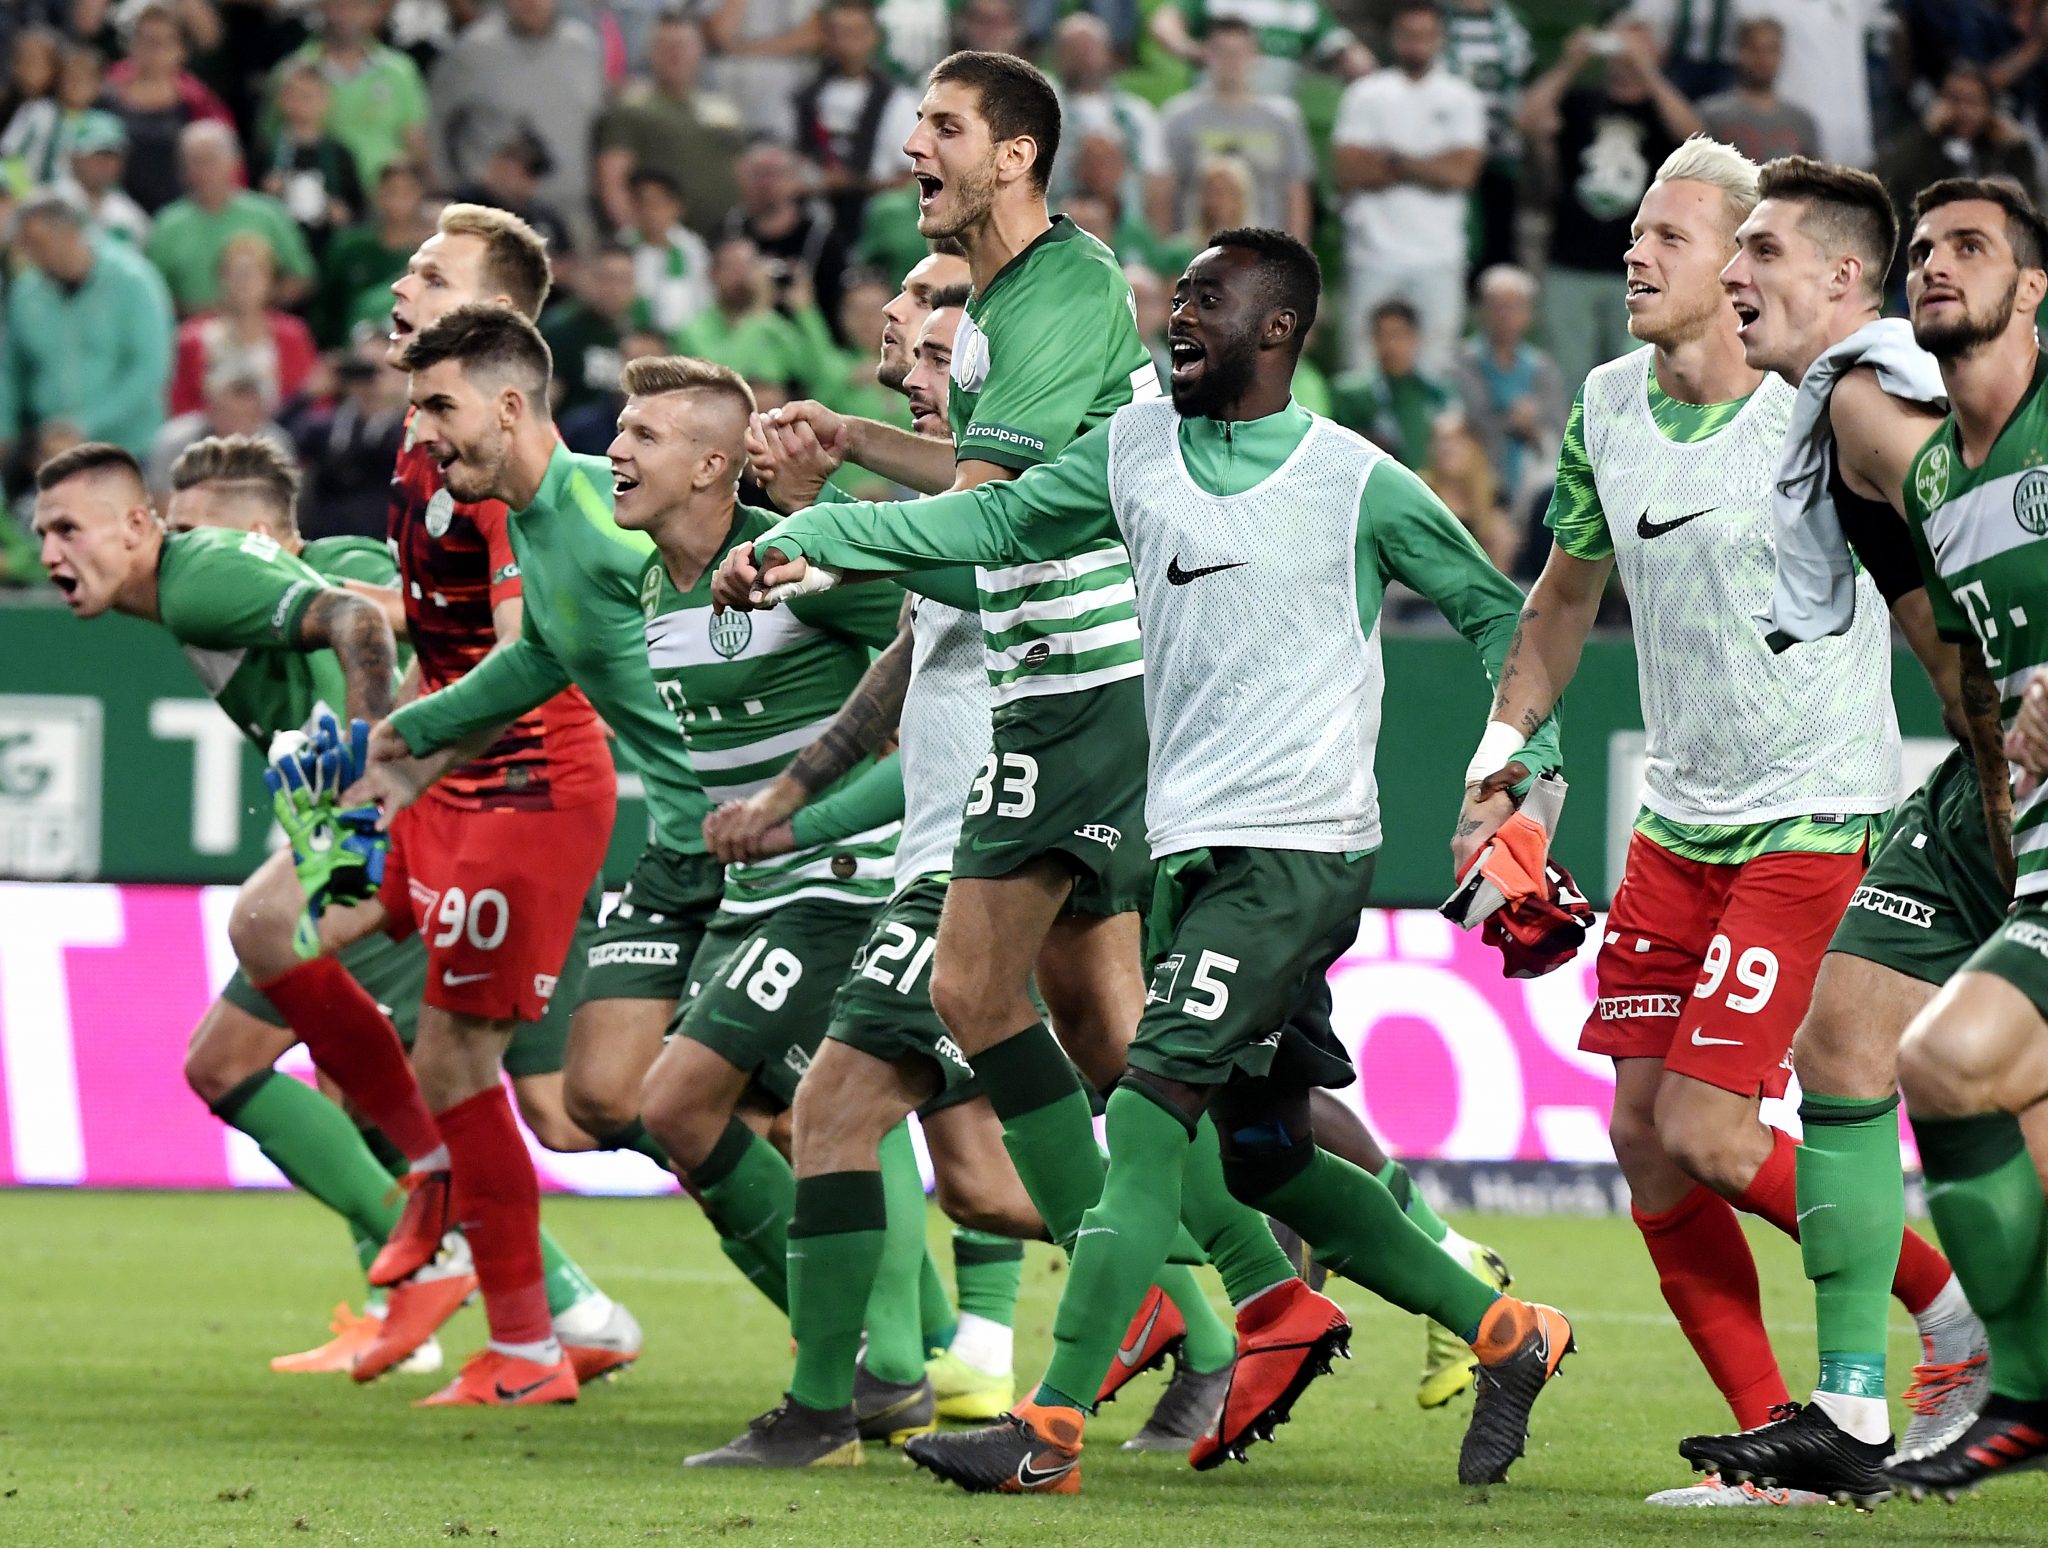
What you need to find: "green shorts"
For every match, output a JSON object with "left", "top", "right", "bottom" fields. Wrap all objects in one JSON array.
[
  {"left": 1959, "top": 898, "right": 2048, "bottom": 1019},
  {"left": 953, "top": 677, "right": 1153, "bottom": 919},
  {"left": 1130, "top": 846, "right": 1377, "bottom": 1089},
  {"left": 579, "top": 844, "right": 725, "bottom": 1006},
  {"left": 825, "top": 876, "right": 984, "bottom": 1116},
  {"left": 222, "top": 930, "right": 426, "bottom": 1041},
  {"left": 1829, "top": 747, "right": 2010, "bottom": 983},
  {"left": 673, "top": 897, "right": 880, "bottom": 1111}
]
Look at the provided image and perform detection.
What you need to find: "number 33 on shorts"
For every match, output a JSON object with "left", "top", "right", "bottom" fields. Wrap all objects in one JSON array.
[{"left": 964, "top": 753, "right": 1038, "bottom": 818}]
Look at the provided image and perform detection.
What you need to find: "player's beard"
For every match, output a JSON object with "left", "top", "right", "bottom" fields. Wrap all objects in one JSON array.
[
  {"left": 444, "top": 422, "right": 509, "bottom": 503},
  {"left": 877, "top": 353, "right": 911, "bottom": 393},
  {"left": 918, "top": 155, "right": 997, "bottom": 242},
  {"left": 1627, "top": 284, "right": 1724, "bottom": 351},
  {"left": 1914, "top": 274, "right": 2021, "bottom": 361},
  {"left": 1171, "top": 337, "right": 1257, "bottom": 418}
]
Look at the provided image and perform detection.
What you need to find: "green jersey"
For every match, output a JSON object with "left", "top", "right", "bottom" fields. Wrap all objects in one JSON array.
[
  {"left": 1903, "top": 354, "right": 2048, "bottom": 899},
  {"left": 388, "top": 443, "right": 710, "bottom": 854},
  {"left": 641, "top": 506, "right": 904, "bottom": 912},
  {"left": 948, "top": 216, "right": 1159, "bottom": 705},
  {"left": 155, "top": 527, "right": 396, "bottom": 746}
]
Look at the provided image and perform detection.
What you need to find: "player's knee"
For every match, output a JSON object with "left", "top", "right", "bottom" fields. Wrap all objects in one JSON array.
[
  {"left": 930, "top": 958, "right": 1002, "bottom": 1047},
  {"left": 512, "top": 1088, "right": 593, "bottom": 1154},
  {"left": 1898, "top": 1017, "right": 1985, "bottom": 1117},
  {"left": 932, "top": 1173, "right": 1031, "bottom": 1237},
  {"left": 1216, "top": 1117, "right": 1314, "bottom": 1206},
  {"left": 562, "top": 1059, "right": 640, "bottom": 1138},
  {"left": 226, "top": 893, "right": 296, "bottom": 982},
  {"left": 1606, "top": 1100, "right": 1664, "bottom": 1180},
  {"left": 183, "top": 1037, "right": 243, "bottom": 1108},
  {"left": 1653, "top": 1107, "right": 1752, "bottom": 1195},
  {"left": 638, "top": 1062, "right": 722, "bottom": 1169}
]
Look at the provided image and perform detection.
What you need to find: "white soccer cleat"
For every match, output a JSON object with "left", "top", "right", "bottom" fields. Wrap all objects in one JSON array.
[{"left": 1646, "top": 1473, "right": 1827, "bottom": 1507}]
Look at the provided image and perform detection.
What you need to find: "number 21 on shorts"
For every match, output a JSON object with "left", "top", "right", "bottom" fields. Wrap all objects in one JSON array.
[{"left": 1148, "top": 949, "right": 1238, "bottom": 1021}]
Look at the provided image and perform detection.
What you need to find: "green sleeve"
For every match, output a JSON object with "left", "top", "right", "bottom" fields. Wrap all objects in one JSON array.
[
  {"left": 789, "top": 567, "right": 908, "bottom": 648},
  {"left": 158, "top": 536, "right": 324, "bottom": 650},
  {"left": 1363, "top": 458, "right": 1562, "bottom": 780},
  {"left": 1905, "top": 509, "right": 1973, "bottom": 641},
  {"left": 895, "top": 568, "right": 981, "bottom": 609},
  {"left": 387, "top": 632, "right": 569, "bottom": 754},
  {"left": 789, "top": 751, "right": 905, "bottom": 846},
  {"left": 954, "top": 288, "right": 1126, "bottom": 471},
  {"left": 1540, "top": 391, "right": 1611, "bottom": 562},
  {"left": 768, "top": 420, "right": 1118, "bottom": 572}
]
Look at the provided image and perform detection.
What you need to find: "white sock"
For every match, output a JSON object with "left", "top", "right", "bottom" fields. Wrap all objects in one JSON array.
[
  {"left": 1811, "top": 1387, "right": 1892, "bottom": 1445},
  {"left": 1912, "top": 1274, "right": 1970, "bottom": 1334},
  {"left": 948, "top": 1312, "right": 1013, "bottom": 1375},
  {"left": 1438, "top": 1224, "right": 1478, "bottom": 1264},
  {"left": 409, "top": 1144, "right": 450, "bottom": 1173},
  {"left": 551, "top": 1291, "right": 617, "bottom": 1340},
  {"left": 490, "top": 1335, "right": 563, "bottom": 1365},
  {"left": 1233, "top": 1278, "right": 1293, "bottom": 1315}
]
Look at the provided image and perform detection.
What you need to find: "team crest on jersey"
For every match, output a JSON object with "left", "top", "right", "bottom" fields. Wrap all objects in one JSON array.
[
  {"left": 639, "top": 565, "right": 663, "bottom": 619},
  {"left": 2015, "top": 468, "right": 2048, "bottom": 535},
  {"left": 952, "top": 314, "right": 990, "bottom": 394},
  {"left": 1916, "top": 443, "right": 1952, "bottom": 509},
  {"left": 708, "top": 609, "right": 753, "bottom": 658},
  {"left": 424, "top": 489, "right": 455, "bottom": 538}
]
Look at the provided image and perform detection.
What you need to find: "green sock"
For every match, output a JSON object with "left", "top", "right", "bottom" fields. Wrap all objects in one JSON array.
[
  {"left": 1039, "top": 1086, "right": 1195, "bottom": 1410},
  {"left": 952, "top": 1228, "right": 1023, "bottom": 1328},
  {"left": 1800, "top": 1092, "right": 1904, "bottom": 1398},
  {"left": 1155, "top": 1262, "right": 1235, "bottom": 1372},
  {"left": 976, "top": 1024, "right": 1107, "bottom": 1249},
  {"left": 596, "top": 1117, "right": 672, "bottom": 1168},
  {"left": 788, "top": 1171, "right": 887, "bottom": 1412},
  {"left": 1913, "top": 1111, "right": 2048, "bottom": 1400},
  {"left": 540, "top": 1225, "right": 601, "bottom": 1318},
  {"left": 919, "top": 1249, "right": 957, "bottom": 1353},
  {"left": 1183, "top": 1115, "right": 1295, "bottom": 1303},
  {"left": 212, "top": 1071, "right": 402, "bottom": 1284},
  {"left": 863, "top": 1123, "right": 931, "bottom": 1386},
  {"left": 1376, "top": 1158, "right": 1451, "bottom": 1245},
  {"left": 694, "top": 1118, "right": 796, "bottom": 1314},
  {"left": 1257, "top": 1145, "right": 1498, "bottom": 1338}
]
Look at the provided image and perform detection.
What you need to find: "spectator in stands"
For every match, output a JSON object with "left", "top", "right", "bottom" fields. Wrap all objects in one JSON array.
[
  {"left": 954, "top": 0, "right": 1026, "bottom": 60},
  {"left": 58, "top": 110, "right": 152, "bottom": 247},
  {"left": 149, "top": 370, "right": 293, "bottom": 501},
  {"left": 852, "top": 175, "right": 927, "bottom": 287},
  {"left": 1148, "top": 0, "right": 1370, "bottom": 98},
  {"left": 147, "top": 120, "right": 316, "bottom": 314},
  {"left": 1739, "top": 0, "right": 1881, "bottom": 167},
  {"left": 0, "top": 190, "right": 175, "bottom": 463},
  {"left": 317, "top": 158, "right": 431, "bottom": 347},
  {"left": 1622, "top": 0, "right": 1738, "bottom": 100},
  {"left": 722, "top": 139, "right": 853, "bottom": 344},
  {"left": 1443, "top": 0, "right": 1535, "bottom": 276},
  {"left": 428, "top": 0, "right": 605, "bottom": 241},
  {"left": 286, "top": 333, "right": 407, "bottom": 539},
  {"left": 1423, "top": 411, "right": 1515, "bottom": 572},
  {"left": 623, "top": 169, "right": 713, "bottom": 337},
  {"left": 1332, "top": 0, "right": 1485, "bottom": 376},
  {"left": 1070, "top": 129, "right": 1183, "bottom": 271},
  {"left": 451, "top": 125, "right": 574, "bottom": 261},
  {"left": 543, "top": 243, "right": 637, "bottom": 425},
  {"left": 675, "top": 234, "right": 812, "bottom": 385},
  {"left": 1453, "top": 263, "right": 1565, "bottom": 523},
  {"left": 1125, "top": 261, "right": 1171, "bottom": 390},
  {"left": 1331, "top": 299, "right": 1452, "bottom": 470},
  {"left": 791, "top": 0, "right": 918, "bottom": 238},
  {"left": 704, "top": 0, "right": 824, "bottom": 140},
  {"left": 1696, "top": 17, "right": 1819, "bottom": 165},
  {"left": 1050, "top": 13, "right": 1174, "bottom": 234},
  {"left": 169, "top": 235, "right": 318, "bottom": 418},
  {"left": 1160, "top": 19, "right": 1314, "bottom": 239},
  {"left": 1, "top": 25, "right": 67, "bottom": 185},
  {"left": 789, "top": 266, "right": 904, "bottom": 424},
  {"left": 1175, "top": 153, "right": 1252, "bottom": 259},
  {"left": 1877, "top": 63, "right": 2041, "bottom": 285},
  {"left": 595, "top": 11, "right": 744, "bottom": 240},
  {"left": 258, "top": 63, "right": 365, "bottom": 258},
  {"left": 1519, "top": 22, "right": 1699, "bottom": 402},
  {"left": 269, "top": 0, "right": 429, "bottom": 187},
  {"left": 1894, "top": 0, "right": 2048, "bottom": 138},
  {"left": 106, "top": 2, "right": 237, "bottom": 214}
]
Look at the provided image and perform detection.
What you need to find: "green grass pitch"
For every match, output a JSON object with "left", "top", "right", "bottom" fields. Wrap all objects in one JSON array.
[{"left": 8, "top": 1190, "right": 2043, "bottom": 1546}]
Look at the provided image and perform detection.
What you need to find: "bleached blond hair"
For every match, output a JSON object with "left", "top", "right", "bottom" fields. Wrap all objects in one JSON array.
[{"left": 1652, "top": 134, "right": 1760, "bottom": 232}]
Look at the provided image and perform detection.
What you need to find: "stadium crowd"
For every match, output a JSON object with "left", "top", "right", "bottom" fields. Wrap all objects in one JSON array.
[{"left": 0, "top": 0, "right": 2040, "bottom": 588}]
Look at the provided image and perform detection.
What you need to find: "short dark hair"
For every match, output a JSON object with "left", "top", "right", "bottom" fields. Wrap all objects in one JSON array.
[
  {"left": 1206, "top": 226, "right": 1322, "bottom": 345},
  {"left": 1206, "top": 16, "right": 1255, "bottom": 41},
  {"left": 1372, "top": 298, "right": 1420, "bottom": 330},
  {"left": 36, "top": 441, "right": 144, "bottom": 493},
  {"left": 1911, "top": 176, "right": 2048, "bottom": 272},
  {"left": 927, "top": 50, "right": 1062, "bottom": 195},
  {"left": 928, "top": 281, "right": 973, "bottom": 311},
  {"left": 1756, "top": 156, "right": 1898, "bottom": 297},
  {"left": 169, "top": 434, "right": 301, "bottom": 530},
  {"left": 630, "top": 167, "right": 683, "bottom": 202},
  {"left": 1390, "top": 0, "right": 1443, "bottom": 22},
  {"left": 403, "top": 302, "right": 553, "bottom": 399}
]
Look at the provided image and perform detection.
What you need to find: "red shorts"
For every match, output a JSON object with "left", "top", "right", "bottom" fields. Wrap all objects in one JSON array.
[
  {"left": 1579, "top": 830, "right": 1867, "bottom": 1098},
  {"left": 379, "top": 791, "right": 615, "bottom": 1022}
]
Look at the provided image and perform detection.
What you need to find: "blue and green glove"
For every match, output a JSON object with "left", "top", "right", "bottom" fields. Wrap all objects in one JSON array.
[{"left": 266, "top": 714, "right": 387, "bottom": 958}]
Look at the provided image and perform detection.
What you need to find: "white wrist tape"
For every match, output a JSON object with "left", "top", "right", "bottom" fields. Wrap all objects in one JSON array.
[
  {"left": 1464, "top": 720, "right": 1529, "bottom": 788},
  {"left": 760, "top": 561, "right": 843, "bottom": 606}
]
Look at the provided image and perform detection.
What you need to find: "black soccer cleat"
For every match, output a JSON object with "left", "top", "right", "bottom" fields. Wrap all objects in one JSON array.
[
  {"left": 1122, "top": 1356, "right": 1232, "bottom": 1452},
  {"left": 1886, "top": 1395, "right": 2048, "bottom": 1501},
  {"left": 1679, "top": 1401, "right": 1893, "bottom": 1508},
  {"left": 852, "top": 1366, "right": 936, "bottom": 1444},
  {"left": 903, "top": 1400, "right": 1084, "bottom": 1494},
  {"left": 683, "top": 1395, "right": 863, "bottom": 1468},
  {"left": 1458, "top": 1300, "right": 1575, "bottom": 1486}
]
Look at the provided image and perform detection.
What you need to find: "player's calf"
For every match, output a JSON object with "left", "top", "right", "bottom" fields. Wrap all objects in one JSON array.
[
  {"left": 184, "top": 998, "right": 296, "bottom": 1107},
  {"left": 1652, "top": 1072, "right": 1778, "bottom": 1199},
  {"left": 560, "top": 997, "right": 672, "bottom": 1145},
  {"left": 641, "top": 1033, "right": 756, "bottom": 1173},
  {"left": 511, "top": 1073, "right": 597, "bottom": 1154}
]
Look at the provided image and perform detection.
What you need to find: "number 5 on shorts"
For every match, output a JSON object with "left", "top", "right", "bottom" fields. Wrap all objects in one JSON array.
[{"left": 1148, "top": 949, "right": 1239, "bottom": 1021}]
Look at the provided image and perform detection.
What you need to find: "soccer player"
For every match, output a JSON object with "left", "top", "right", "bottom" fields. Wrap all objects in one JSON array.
[
  {"left": 757, "top": 48, "right": 1320, "bottom": 1443},
  {"left": 716, "top": 227, "right": 1575, "bottom": 1495},
  {"left": 1669, "top": 159, "right": 1997, "bottom": 1496},
  {"left": 1875, "top": 177, "right": 2048, "bottom": 1499},
  {"left": 1456, "top": 138, "right": 1946, "bottom": 1507}
]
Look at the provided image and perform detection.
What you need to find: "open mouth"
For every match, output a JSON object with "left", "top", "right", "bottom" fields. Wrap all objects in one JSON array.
[
  {"left": 1168, "top": 334, "right": 1204, "bottom": 385},
  {"left": 50, "top": 573, "right": 78, "bottom": 599},
  {"left": 915, "top": 174, "right": 943, "bottom": 209},
  {"left": 1732, "top": 299, "right": 1759, "bottom": 332},
  {"left": 613, "top": 470, "right": 640, "bottom": 497},
  {"left": 1625, "top": 278, "right": 1660, "bottom": 305},
  {"left": 389, "top": 310, "right": 414, "bottom": 343}
]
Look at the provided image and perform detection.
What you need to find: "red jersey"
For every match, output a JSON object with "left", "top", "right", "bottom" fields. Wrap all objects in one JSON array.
[{"left": 389, "top": 414, "right": 612, "bottom": 810}]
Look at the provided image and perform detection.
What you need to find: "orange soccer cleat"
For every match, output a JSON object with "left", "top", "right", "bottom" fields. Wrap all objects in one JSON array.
[
  {"left": 368, "top": 1168, "right": 453, "bottom": 1287},
  {"left": 1188, "top": 1279, "right": 1350, "bottom": 1470},
  {"left": 352, "top": 1270, "right": 479, "bottom": 1383},
  {"left": 270, "top": 1303, "right": 382, "bottom": 1374},
  {"left": 414, "top": 1347, "right": 579, "bottom": 1408},
  {"left": 1096, "top": 1284, "right": 1187, "bottom": 1407}
]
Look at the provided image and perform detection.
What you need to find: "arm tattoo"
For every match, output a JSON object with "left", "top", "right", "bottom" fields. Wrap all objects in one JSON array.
[
  {"left": 1493, "top": 603, "right": 1544, "bottom": 736},
  {"left": 785, "top": 623, "right": 914, "bottom": 795},
  {"left": 301, "top": 590, "right": 397, "bottom": 723},
  {"left": 1958, "top": 638, "right": 2016, "bottom": 887}
]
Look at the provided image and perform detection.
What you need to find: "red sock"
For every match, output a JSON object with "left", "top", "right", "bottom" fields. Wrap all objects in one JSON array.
[
  {"left": 436, "top": 1085, "right": 551, "bottom": 1348},
  {"left": 258, "top": 957, "right": 440, "bottom": 1161},
  {"left": 1734, "top": 1127, "right": 1954, "bottom": 1314},
  {"left": 1634, "top": 1184, "right": 1788, "bottom": 1428}
]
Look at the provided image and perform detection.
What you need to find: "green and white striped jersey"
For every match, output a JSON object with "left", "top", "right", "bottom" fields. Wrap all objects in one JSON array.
[
  {"left": 640, "top": 506, "right": 904, "bottom": 913},
  {"left": 1904, "top": 354, "right": 2048, "bottom": 899},
  {"left": 949, "top": 216, "right": 1160, "bottom": 704}
]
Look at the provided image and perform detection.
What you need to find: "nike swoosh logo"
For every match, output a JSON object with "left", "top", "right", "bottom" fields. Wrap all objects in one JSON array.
[
  {"left": 1167, "top": 556, "right": 1247, "bottom": 585},
  {"left": 1689, "top": 1029, "right": 1742, "bottom": 1047},
  {"left": 1015, "top": 1452, "right": 1078, "bottom": 1489},
  {"left": 1636, "top": 507, "right": 1715, "bottom": 539},
  {"left": 1795, "top": 1203, "right": 1835, "bottom": 1223},
  {"left": 1116, "top": 1299, "right": 1164, "bottom": 1367},
  {"left": 442, "top": 970, "right": 493, "bottom": 986},
  {"left": 494, "top": 1373, "right": 559, "bottom": 1401}
]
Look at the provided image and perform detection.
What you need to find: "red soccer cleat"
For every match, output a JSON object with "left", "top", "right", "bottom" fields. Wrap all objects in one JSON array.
[
  {"left": 414, "top": 1347, "right": 579, "bottom": 1408},
  {"left": 368, "top": 1168, "right": 452, "bottom": 1288},
  {"left": 270, "top": 1303, "right": 382, "bottom": 1374},
  {"left": 352, "top": 1270, "right": 478, "bottom": 1383},
  {"left": 1096, "top": 1284, "right": 1187, "bottom": 1406},
  {"left": 1188, "top": 1279, "right": 1350, "bottom": 1470}
]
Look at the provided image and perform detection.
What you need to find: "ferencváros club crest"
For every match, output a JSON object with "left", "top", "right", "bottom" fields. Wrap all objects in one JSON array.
[
  {"left": 2016, "top": 467, "right": 2048, "bottom": 535},
  {"left": 708, "top": 609, "right": 752, "bottom": 658},
  {"left": 1915, "top": 443, "right": 1952, "bottom": 510},
  {"left": 424, "top": 489, "right": 455, "bottom": 538}
]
